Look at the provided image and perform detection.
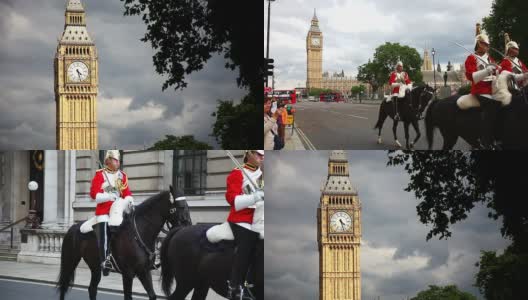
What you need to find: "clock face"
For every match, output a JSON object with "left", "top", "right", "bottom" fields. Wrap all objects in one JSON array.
[
  {"left": 311, "top": 37, "right": 320, "bottom": 46},
  {"left": 330, "top": 211, "right": 352, "bottom": 233},
  {"left": 67, "top": 61, "right": 89, "bottom": 82}
]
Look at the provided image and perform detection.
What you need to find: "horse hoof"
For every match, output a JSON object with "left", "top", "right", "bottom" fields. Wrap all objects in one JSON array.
[
  {"left": 395, "top": 140, "right": 402, "bottom": 148},
  {"left": 377, "top": 137, "right": 382, "bottom": 144},
  {"left": 410, "top": 143, "right": 414, "bottom": 149}
]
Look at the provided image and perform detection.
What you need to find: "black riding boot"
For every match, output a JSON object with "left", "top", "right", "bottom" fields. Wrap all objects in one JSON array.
[
  {"left": 393, "top": 97, "right": 400, "bottom": 120},
  {"left": 227, "top": 223, "right": 259, "bottom": 300},
  {"left": 94, "top": 222, "right": 111, "bottom": 276},
  {"left": 477, "top": 96, "right": 500, "bottom": 149}
]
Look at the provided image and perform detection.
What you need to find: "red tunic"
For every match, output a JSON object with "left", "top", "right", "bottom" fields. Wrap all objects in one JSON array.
[
  {"left": 500, "top": 57, "right": 527, "bottom": 74},
  {"left": 389, "top": 71, "right": 411, "bottom": 95},
  {"left": 90, "top": 169, "right": 132, "bottom": 216},
  {"left": 225, "top": 168, "right": 255, "bottom": 224},
  {"left": 465, "top": 54, "right": 495, "bottom": 95}
]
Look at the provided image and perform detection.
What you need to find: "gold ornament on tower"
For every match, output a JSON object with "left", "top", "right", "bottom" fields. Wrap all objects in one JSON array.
[
  {"left": 55, "top": 0, "right": 98, "bottom": 149},
  {"left": 317, "top": 150, "right": 361, "bottom": 300}
]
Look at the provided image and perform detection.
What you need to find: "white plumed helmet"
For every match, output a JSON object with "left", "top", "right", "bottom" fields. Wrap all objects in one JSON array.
[{"left": 105, "top": 150, "right": 120, "bottom": 161}]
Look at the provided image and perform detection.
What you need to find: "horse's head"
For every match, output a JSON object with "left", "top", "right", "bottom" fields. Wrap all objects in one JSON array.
[
  {"left": 411, "top": 85, "right": 435, "bottom": 114},
  {"left": 166, "top": 185, "right": 192, "bottom": 229}
]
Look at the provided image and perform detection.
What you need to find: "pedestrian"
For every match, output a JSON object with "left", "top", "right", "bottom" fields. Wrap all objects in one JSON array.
[{"left": 264, "top": 97, "right": 280, "bottom": 150}]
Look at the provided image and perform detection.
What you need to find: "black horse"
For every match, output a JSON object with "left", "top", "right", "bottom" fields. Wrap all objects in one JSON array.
[
  {"left": 57, "top": 187, "right": 192, "bottom": 300},
  {"left": 373, "top": 85, "right": 435, "bottom": 149},
  {"left": 160, "top": 224, "right": 264, "bottom": 300},
  {"left": 425, "top": 83, "right": 528, "bottom": 150}
]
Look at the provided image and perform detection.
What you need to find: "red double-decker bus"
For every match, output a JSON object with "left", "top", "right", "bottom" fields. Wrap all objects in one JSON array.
[
  {"left": 270, "top": 90, "right": 297, "bottom": 104},
  {"left": 320, "top": 92, "right": 345, "bottom": 102}
]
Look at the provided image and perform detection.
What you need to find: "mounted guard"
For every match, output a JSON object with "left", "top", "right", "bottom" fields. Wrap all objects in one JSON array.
[
  {"left": 500, "top": 40, "right": 528, "bottom": 87},
  {"left": 457, "top": 25, "right": 500, "bottom": 149},
  {"left": 81, "top": 150, "right": 135, "bottom": 276},
  {"left": 388, "top": 61, "right": 412, "bottom": 121}
]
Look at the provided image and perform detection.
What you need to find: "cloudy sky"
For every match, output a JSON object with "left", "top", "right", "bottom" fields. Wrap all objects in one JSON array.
[
  {"left": 264, "top": 0, "right": 494, "bottom": 89},
  {"left": 0, "top": 0, "right": 247, "bottom": 149},
  {"left": 265, "top": 150, "right": 510, "bottom": 300}
]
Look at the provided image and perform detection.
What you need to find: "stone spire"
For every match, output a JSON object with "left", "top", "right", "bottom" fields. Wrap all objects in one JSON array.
[
  {"left": 310, "top": 8, "right": 320, "bottom": 32},
  {"left": 61, "top": 0, "right": 93, "bottom": 44},
  {"left": 322, "top": 151, "right": 357, "bottom": 195}
]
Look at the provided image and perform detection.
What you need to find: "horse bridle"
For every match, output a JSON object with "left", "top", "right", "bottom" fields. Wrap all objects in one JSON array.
[{"left": 131, "top": 193, "right": 187, "bottom": 266}]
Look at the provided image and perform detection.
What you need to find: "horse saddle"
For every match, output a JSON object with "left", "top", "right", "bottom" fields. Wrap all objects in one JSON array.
[{"left": 206, "top": 222, "right": 234, "bottom": 243}]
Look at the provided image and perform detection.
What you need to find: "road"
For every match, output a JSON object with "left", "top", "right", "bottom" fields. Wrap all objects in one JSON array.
[
  {"left": 0, "top": 277, "right": 133, "bottom": 300},
  {"left": 293, "top": 101, "right": 471, "bottom": 150}
]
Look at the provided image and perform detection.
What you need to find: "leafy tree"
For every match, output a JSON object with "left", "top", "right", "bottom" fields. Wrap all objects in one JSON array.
[
  {"left": 357, "top": 43, "right": 423, "bottom": 93},
  {"left": 120, "top": 0, "right": 261, "bottom": 148},
  {"left": 475, "top": 246, "right": 528, "bottom": 300},
  {"left": 482, "top": 0, "right": 528, "bottom": 63},
  {"left": 411, "top": 285, "right": 477, "bottom": 300},
  {"left": 148, "top": 135, "right": 212, "bottom": 150},
  {"left": 351, "top": 85, "right": 366, "bottom": 97},
  {"left": 212, "top": 94, "right": 259, "bottom": 149}
]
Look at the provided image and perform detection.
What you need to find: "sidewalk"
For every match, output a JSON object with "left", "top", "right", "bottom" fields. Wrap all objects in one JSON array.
[
  {"left": 0, "top": 260, "right": 224, "bottom": 299},
  {"left": 283, "top": 125, "right": 306, "bottom": 150}
]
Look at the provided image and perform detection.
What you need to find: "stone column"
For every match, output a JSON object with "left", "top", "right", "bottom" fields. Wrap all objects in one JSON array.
[{"left": 42, "top": 150, "right": 58, "bottom": 228}]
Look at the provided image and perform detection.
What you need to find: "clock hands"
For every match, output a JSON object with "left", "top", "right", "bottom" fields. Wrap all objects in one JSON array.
[{"left": 76, "top": 69, "right": 81, "bottom": 81}]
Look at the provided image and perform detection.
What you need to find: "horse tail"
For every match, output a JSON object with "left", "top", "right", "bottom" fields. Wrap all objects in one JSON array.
[
  {"left": 425, "top": 99, "right": 438, "bottom": 150},
  {"left": 56, "top": 224, "right": 81, "bottom": 299},
  {"left": 161, "top": 226, "right": 186, "bottom": 297},
  {"left": 373, "top": 102, "right": 386, "bottom": 130}
]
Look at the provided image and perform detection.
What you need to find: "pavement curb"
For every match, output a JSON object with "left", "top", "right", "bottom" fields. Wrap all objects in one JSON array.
[
  {"left": 0, "top": 274, "right": 167, "bottom": 299},
  {"left": 284, "top": 125, "right": 310, "bottom": 150}
]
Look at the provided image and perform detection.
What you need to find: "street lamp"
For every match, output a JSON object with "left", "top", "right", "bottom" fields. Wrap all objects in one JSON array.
[
  {"left": 265, "top": 0, "right": 276, "bottom": 87},
  {"left": 431, "top": 48, "right": 436, "bottom": 91},
  {"left": 26, "top": 181, "right": 41, "bottom": 229}
]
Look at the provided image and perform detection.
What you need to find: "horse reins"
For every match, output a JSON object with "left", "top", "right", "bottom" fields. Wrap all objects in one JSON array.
[{"left": 131, "top": 200, "right": 180, "bottom": 268}]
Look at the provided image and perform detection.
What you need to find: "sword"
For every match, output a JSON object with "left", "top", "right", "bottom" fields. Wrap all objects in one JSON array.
[
  {"left": 488, "top": 45, "right": 524, "bottom": 71},
  {"left": 225, "top": 150, "right": 259, "bottom": 193},
  {"left": 451, "top": 41, "right": 497, "bottom": 67}
]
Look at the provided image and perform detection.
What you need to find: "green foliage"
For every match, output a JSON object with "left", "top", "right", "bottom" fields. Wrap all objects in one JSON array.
[
  {"left": 308, "top": 88, "right": 334, "bottom": 96},
  {"left": 457, "top": 84, "right": 471, "bottom": 95},
  {"left": 482, "top": 0, "right": 528, "bottom": 63},
  {"left": 411, "top": 285, "right": 477, "bottom": 300},
  {"left": 148, "top": 135, "right": 212, "bottom": 150},
  {"left": 211, "top": 94, "right": 259, "bottom": 149},
  {"left": 386, "top": 151, "right": 528, "bottom": 247},
  {"left": 350, "top": 85, "right": 366, "bottom": 97},
  {"left": 357, "top": 43, "right": 423, "bottom": 92},
  {"left": 120, "top": 0, "right": 261, "bottom": 94},
  {"left": 475, "top": 246, "right": 528, "bottom": 299}
]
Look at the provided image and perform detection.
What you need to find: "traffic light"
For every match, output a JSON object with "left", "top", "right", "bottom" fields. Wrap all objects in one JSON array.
[{"left": 264, "top": 58, "right": 274, "bottom": 77}]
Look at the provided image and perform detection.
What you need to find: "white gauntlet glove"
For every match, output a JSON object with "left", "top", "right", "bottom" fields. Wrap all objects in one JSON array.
[
  {"left": 486, "top": 65, "right": 497, "bottom": 75},
  {"left": 513, "top": 73, "right": 528, "bottom": 82},
  {"left": 95, "top": 192, "right": 117, "bottom": 204}
]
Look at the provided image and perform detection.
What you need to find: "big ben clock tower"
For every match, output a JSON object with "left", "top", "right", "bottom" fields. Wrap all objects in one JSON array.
[
  {"left": 317, "top": 150, "right": 361, "bottom": 300},
  {"left": 306, "top": 9, "right": 323, "bottom": 90},
  {"left": 55, "top": 0, "right": 98, "bottom": 149}
]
